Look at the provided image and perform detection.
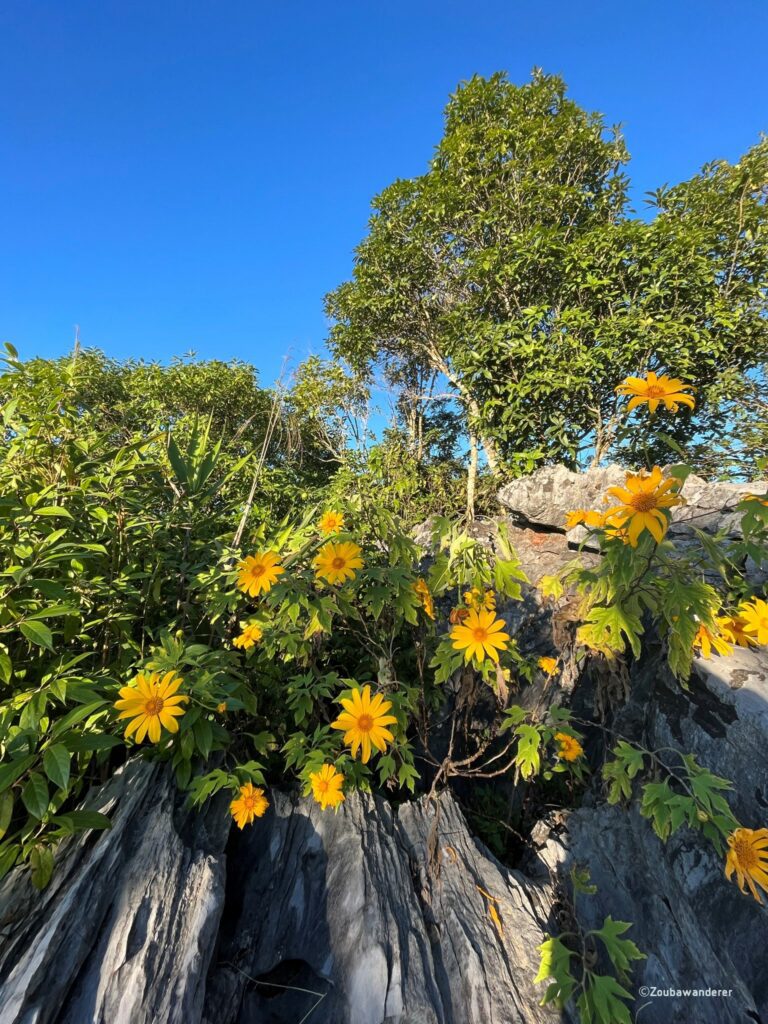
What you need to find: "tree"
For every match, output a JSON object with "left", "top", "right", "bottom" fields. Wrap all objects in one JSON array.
[{"left": 326, "top": 70, "right": 768, "bottom": 479}]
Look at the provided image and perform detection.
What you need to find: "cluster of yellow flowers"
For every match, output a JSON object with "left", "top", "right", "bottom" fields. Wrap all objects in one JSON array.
[
  {"left": 694, "top": 598, "right": 768, "bottom": 659},
  {"left": 567, "top": 464, "right": 684, "bottom": 548}
]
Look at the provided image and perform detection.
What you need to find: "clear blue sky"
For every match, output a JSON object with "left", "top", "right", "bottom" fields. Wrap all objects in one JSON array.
[{"left": 1, "top": 1, "right": 765, "bottom": 386}]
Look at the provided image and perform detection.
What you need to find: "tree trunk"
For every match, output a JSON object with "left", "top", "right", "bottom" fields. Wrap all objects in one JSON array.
[{"left": 466, "top": 429, "right": 478, "bottom": 520}]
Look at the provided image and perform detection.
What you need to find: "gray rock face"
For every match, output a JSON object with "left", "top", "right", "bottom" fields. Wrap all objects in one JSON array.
[
  {"left": 0, "top": 758, "right": 230, "bottom": 1024},
  {"left": 497, "top": 464, "right": 627, "bottom": 530},
  {"left": 204, "top": 791, "right": 558, "bottom": 1024},
  {"left": 0, "top": 765, "right": 561, "bottom": 1024},
  {"left": 498, "top": 463, "right": 761, "bottom": 543},
  {"left": 528, "top": 642, "right": 768, "bottom": 1024}
]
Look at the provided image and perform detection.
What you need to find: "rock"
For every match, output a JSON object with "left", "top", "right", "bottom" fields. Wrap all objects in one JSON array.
[
  {"left": 497, "top": 465, "right": 626, "bottom": 531},
  {"left": 0, "top": 764, "right": 564, "bottom": 1024},
  {"left": 205, "top": 790, "right": 559, "bottom": 1024},
  {"left": 497, "top": 464, "right": 761, "bottom": 546},
  {"left": 537, "top": 804, "right": 765, "bottom": 1024},
  {"left": 0, "top": 758, "right": 230, "bottom": 1024}
]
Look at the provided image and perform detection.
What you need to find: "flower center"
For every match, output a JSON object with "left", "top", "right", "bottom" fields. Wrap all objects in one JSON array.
[
  {"left": 242, "top": 796, "right": 256, "bottom": 811},
  {"left": 731, "top": 835, "right": 757, "bottom": 868},
  {"left": 144, "top": 697, "right": 164, "bottom": 716},
  {"left": 317, "top": 779, "right": 329, "bottom": 794},
  {"left": 357, "top": 714, "right": 373, "bottom": 732},
  {"left": 645, "top": 385, "right": 665, "bottom": 397},
  {"left": 331, "top": 556, "right": 346, "bottom": 570},
  {"left": 251, "top": 564, "right": 265, "bottom": 577},
  {"left": 629, "top": 493, "right": 658, "bottom": 513},
  {"left": 473, "top": 627, "right": 489, "bottom": 642}
]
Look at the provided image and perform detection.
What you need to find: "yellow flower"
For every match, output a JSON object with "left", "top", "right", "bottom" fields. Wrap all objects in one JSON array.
[
  {"left": 313, "top": 540, "right": 363, "bottom": 585},
  {"left": 604, "top": 466, "right": 683, "bottom": 546},
  {"left": 115, "top": 670, "right": 188, "bottom": 743},
  {"left": 413, "top": 578, "right": 435, "bottom": 619},
  {"left": 693, "top": 622, "right": 733, "bottom": 659},
  {"left": 330, "top": 685, "right": 397, "bottom": 763},
  {"left": 725, "top": 827, "right": 768, "bottom": 903},
  {"left": 310, "top": 763, "right": 345, "bottom": 810},
  {"left": 233, "top": 622, "right": 263, "bottom": 649},
  {"left": 319, "top": 510, "right": 345, "bottom": 535},
  {"left": 740, "top": 598, "right": 768, "bottom": 645},
  {"left": 463, "top": 587, "right": 496, "bottom": 611},
  {"left": 717, "top": 614, "right": 756, "bottom": 648},
  {"left": 565, "top": 509, "right": 606, "bottom": 530},
  {"left": 216, "top": 702, "right": 228, "bottom": 713},
  {"left": 230, "top": 782, "right": 269, "bottom": 829},
  {"left": 538, "top": 656, "right": 559, "bottom": 676},
  {"left": 450, "top": 607, "right": 510, "bottom": 664},
  {"left": 742, "top": 492, "right": 768, "bottom": 507},
  {"left": 237, "top": 551, "right": 284, "bottom": 598},
  {"left": 615, "top": 371, "right": 695, "bottom": 414},
  {"left": 554, "top": 732, "right": 584, "bottom": 762}
]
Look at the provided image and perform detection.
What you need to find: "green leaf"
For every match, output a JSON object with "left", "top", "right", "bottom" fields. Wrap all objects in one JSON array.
[
  {"left": 30, "top": 845, "right": 55, "bottom": 890},
  {"left": 0, "top": 755, "right": 35, "bottom": 794},
  {"left": 21, "top": 772, "right": 50, "bottom": 820},
  {"left": 534, "top": 936, "right": 576, "bottom": 1007},
  {"left": 0, "top": 791, "right": 13, "bottom": 840},
  {"left": 19, "top": 620, "right": 54, "bottom": 651},
  {"left": 0, "top": 650, "right": 12, "bottom": 684},
  {"left": 43, "top": 744, "right": 71, "bottom": 791},
  {"left": 515, "top": 724, "right": 541, "bottom": 780},
  {"left": 50, "top": 809, "right": 112, "bottom": 833},
  {"left": 193, "top": 718, "right": 213, "bottom": 760},
  {"left": 591, "top": 916, "right": 645, "bottom": 977},
  {"left": 33, "top": 506, "right": 73, "bottom": 519},
  {"left": 579, "top": 973, "right": 635, "bottom": 1024}
]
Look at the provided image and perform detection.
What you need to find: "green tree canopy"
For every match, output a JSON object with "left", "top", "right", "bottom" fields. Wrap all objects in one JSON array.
[{"left": 326, "top": 70, "right": 768, "bottom": 476}]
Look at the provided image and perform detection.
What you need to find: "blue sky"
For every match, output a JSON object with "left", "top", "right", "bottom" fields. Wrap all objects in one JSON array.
[{"left": 1, "top": 1, "right": 765, "bottom": 387}]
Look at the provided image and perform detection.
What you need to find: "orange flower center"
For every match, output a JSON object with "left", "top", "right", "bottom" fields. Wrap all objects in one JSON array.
[
  {"left": 730, "top": 834, "right": 757, "bottom": 868},
  {"left": 251, "top": 564, "right": 265, "bottom": 577},
  {"left": 242, "top": 796, "right": 256, "bottom": 811},
  {"left": 645, "top": 385, "right": 665, "bottom": 397},
  {"left": 357, "top": 713, "right": 373, "bottom": 732},
  {"left": 316, "top": 778, "right": 329, "bottom": 794},
  {"left": 331, "top": 556, "right": 346, "bottom": 569},
  {"left": 144, "top": 697, "right": 164, "bottom": 716},
  {"left": 628, "top": 492, "right": 658, "bottom": 513},
  {"left": 473, "top": 626, "right": 489, "bottom": 642}
]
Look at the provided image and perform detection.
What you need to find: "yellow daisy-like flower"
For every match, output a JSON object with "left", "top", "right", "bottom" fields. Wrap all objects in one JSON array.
[
  {"left": 216, "top": 702, "right": 228, "bottom": 713},
  {"left": 463, "top": 587, "right": 496, "bottom": 611},
  {"left": 413, "top": 578, "right": 435, "bottom": 620},
  {"left": 725, "top": 827, "right": 768, "bottom": 903},
  {"left": 310, "top": 763, "right": 345, "bottom": 810},
  {"left": 554, "top": 732, "right": 584, "bottom": 762},
  {"left": 230, "top": 782, "right": 269, "bottom": 829},
  {"left": 450, "top": 607, "right": 510, "bottom": 664},
  {"left": 693, "top": 623, "right": 733, "bottom": 659},
  {"left": 615, "top": 371, "right": 695, "bottom": 414},
  {"left": 538, "top": 656, "right": 559, "bottom": 676},
  {"left": 717, "top": 614, "right": 756, "bottom": 648},
  {"left": 330, "top": 685, "right": 397, "bottom": 763},
  {"left": 604, "top": 466, "right": 683, "bottom": 546},
  {"left": 319, "top": 510, "right": 345, "bottom": 535},
  {"left": 564, "top": 509, "right": 606, "bottom": 530},
  {"left": 233, "top": 622, "right": 263, "bottom": 649},
  {"left": 237, "top": 551, "right": 285, "bottom": 598},
  {"left": 740, "top": 598, "right": 768, "bottom": 645},
  {"left": 114, "top": 671, "right": 188, "bottom": 743},
  {"left": 313, "top": 540, "right": 363, "bottom": 585},
  {"left": 742, "top": 492, "right": 768, "bottom": 507}
]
